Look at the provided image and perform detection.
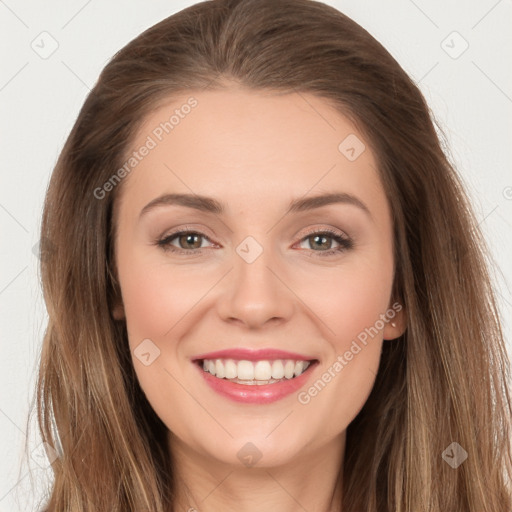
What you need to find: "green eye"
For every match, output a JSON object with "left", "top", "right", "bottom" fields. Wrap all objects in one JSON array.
[{"left": 155, "top": 228, "right": 353, "bottom": 257}]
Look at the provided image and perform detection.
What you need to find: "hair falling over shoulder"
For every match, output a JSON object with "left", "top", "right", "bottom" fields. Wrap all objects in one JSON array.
[{"left": 32, "top": 0, "right": 512, "bottom": 510}]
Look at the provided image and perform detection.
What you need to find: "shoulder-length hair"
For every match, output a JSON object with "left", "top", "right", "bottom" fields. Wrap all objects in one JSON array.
[{"left": 34, "top": 0, "right": 512, "bottom": 510}]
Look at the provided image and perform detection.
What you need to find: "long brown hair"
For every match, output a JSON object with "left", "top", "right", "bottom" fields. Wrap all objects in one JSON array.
[{"left": 33, "top": 0, "right": 512, "bottom": 510}]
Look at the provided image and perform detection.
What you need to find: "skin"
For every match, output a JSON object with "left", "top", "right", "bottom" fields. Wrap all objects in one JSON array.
[{"left": 112, "top": 85, "right": 406, "bottom": 512}]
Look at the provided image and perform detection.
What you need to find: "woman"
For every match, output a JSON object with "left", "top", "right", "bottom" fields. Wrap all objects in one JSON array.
[{"left": 35, "top": 0, "right": 512, "bottom": 510}]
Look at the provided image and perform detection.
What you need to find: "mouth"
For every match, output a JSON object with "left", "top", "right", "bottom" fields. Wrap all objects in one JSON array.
[
  {"left": 193, "top": 357, "right": 319, "bottom": 386},
  {"left": 190, "top": 348, "right": 320, "bottom": 403}
]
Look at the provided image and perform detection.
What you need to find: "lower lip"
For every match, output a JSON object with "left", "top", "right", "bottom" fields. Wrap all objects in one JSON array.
[{"left": 193, "top": 361, "right": 319, "bottom": 404}]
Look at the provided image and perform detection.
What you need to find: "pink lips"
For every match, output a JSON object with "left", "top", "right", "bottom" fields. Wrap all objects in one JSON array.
[{"left": 191, "top": 348, "right": 319, "bottom": 404}]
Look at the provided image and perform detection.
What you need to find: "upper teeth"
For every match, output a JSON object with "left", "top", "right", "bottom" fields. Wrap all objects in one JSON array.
[{"left": 202, "top": 359, "right": 311, "bottom": 380}]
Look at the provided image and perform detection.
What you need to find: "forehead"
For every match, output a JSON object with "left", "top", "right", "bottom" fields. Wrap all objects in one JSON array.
[{"left": 115, "top": 87, "right": 386, "bottom": 220}]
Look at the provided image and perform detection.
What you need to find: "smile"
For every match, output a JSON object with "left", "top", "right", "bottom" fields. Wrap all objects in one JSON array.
[
  {"left": 193, "top": 357, "right": 319, "bottom": 404},
  {"left": 199, "top": 358, "right": 312, "bottom": 384}
]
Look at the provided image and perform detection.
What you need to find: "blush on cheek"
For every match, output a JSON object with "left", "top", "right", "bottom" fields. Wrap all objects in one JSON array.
[
  {"left": 306, "top": 270, "right": 392, "bottom": 349},
  {"left": 120, "top": 261, "right": 216, "bottom": 347}
]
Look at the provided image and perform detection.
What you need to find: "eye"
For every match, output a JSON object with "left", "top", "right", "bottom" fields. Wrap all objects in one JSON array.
[
  {"left": 295, "top": 228, "right": 353, "bottom": 257},
  {"left": 154, "top": 227, "right": 353, "bottom": 257},
  {"left": 156, "top": 228, "right": 215, "bottom": 254}
]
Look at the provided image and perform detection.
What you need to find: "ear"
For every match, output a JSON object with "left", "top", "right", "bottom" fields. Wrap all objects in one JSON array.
[
  {"left": 382, "top": 301, "right": 407, "bottom": 340},
  {"left": 111, "top": 302, "right": 125, "bottom": 321}
]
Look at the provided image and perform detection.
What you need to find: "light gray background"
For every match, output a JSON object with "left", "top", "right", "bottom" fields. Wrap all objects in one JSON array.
[{"left": 1, "top": 1, "right": 511, "bottom": 510}]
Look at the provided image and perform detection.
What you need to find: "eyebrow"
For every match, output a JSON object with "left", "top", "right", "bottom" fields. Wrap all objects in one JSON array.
[{"left": 139, "top": 192, "right": 372, "bottom": 220}]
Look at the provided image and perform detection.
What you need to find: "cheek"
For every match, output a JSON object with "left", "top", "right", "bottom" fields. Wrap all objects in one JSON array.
[
  {"left": 295, "top": 255, "right": 394, "bottom": 345},
  {"left": 292, "top": 255, "right": 392, "bottom": 411},
  {"left": 117, "top": 251, "right": 201, "bottom": 416},
  {"left": 118, "top": 253, "right": 206, "bottom": 343}
]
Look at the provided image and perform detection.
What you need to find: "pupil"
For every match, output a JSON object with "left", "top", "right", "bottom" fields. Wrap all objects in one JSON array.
[
  {"left": 182, "top": 233, "right": 200, "bottom": 248},
  {"left": 312, "top": 235, "right": 329, "bottom": 250}
]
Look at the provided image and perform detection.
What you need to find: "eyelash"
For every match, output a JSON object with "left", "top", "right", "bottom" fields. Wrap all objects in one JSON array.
[{"left": 155, "top": 226, "right": 353, "bottom": 258}]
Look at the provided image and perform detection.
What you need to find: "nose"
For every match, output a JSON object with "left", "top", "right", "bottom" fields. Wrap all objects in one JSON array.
[{"left": 216, "top": 240, "right": 295, "bottom": 329}]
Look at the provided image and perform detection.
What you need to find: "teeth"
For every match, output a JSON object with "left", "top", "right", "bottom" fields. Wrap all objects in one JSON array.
[
  {"left": 224, "top": 359, "right": 237, "bottom": 379},
  {"left": 215, "top": 359, "right": 225, "bottom": 378},
  {"left": 238, "top": 360, "right": 255, "bottom": 380},
  {"left": 254, "top": 361, "right": 271, "bottom": 380},
  {"left": 201, "top": 358, "right": 312, "bottom": 381},
  {"left": 284, "top": 360, "right": 295, "bottom": 379},
  {"left": 271, "top": 360, "right": 285, "bottom": 379}
]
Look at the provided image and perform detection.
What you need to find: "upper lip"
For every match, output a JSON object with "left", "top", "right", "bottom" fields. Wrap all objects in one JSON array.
[{"left": 191, "top": 348, "right": 317, "bottom": 362}]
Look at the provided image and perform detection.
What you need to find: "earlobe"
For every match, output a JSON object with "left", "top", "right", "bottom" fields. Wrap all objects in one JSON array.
[
  {"left": 111, "top": 303, "right": 125, "bottom": 321},
  {"left": 383, "top": 303, "right": 407, "bottom": 340}
]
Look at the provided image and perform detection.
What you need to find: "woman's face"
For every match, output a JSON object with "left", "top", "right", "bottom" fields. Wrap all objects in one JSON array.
[{"left": 112, "top": 86, "right": 405, "bottom": 469}]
